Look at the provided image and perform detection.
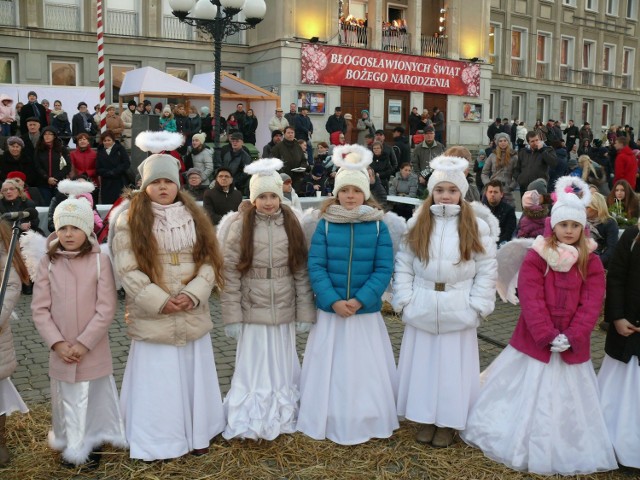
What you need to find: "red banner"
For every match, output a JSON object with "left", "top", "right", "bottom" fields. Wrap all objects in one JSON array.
[{"left": 301, "top": 44, "right": 480, "bottom": 97}]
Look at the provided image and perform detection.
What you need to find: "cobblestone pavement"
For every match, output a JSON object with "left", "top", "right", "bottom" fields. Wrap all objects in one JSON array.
[{"left": 10, "top": 292, "right": 608, "bottom": 405}]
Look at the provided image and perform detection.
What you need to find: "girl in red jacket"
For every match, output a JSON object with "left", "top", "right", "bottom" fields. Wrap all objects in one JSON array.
[
  {"left": 31, "top": 180, "right": 126, "bottom": 468},
  {"left": 462, "top": 176, "right": 617, "bottom": 475}
]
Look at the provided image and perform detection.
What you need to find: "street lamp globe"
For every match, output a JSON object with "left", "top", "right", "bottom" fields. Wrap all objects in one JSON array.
[
  {"left": 243, "top": 0, "right": 266, "bottom": 24},
  {"left": 220, "top": 0, "right": 246, "bottom": 17},
  {"left": 192, "top": 0, "right": 217, "bottom": 20},
  {"left": 168, "top": 0, "right": 196, "bottom": 14}
]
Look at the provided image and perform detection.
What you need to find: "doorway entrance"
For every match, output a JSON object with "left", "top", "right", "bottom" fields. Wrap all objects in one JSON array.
[
  {"left": 341, "top": 86, "right": 370, "bottom": 144},
  {"left": 383, "top": 90, "right": 410, "bottom": 142},
  {"left": 423, "top": 93, "right": 448, "bottom": 144}
]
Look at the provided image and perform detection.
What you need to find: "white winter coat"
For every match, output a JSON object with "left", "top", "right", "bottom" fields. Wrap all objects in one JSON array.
[{"left": 392, "top": 202, "right": 498, "bottom": 335}]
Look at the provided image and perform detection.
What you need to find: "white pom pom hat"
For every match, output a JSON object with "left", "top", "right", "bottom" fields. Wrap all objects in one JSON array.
[
  {"left": 550, "top": 176, "right": 592, "bottom": 228},
  {"left": 245, "top": 158, "right": 284, "bottom": 203},
  {"left": 427, "top": 156, "right": 470, "bottom": 198},
  {"left": 53, "top": 179, "right": 96, "bottom": 239},
  {"left": 135, "top": 131, "right": 184, "bottom": 190},
  {"left": 331, "top": 144, "right": 373, "bottom": 200}
]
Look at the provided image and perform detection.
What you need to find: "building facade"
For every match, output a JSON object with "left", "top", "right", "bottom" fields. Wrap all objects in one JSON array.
[{"left": 3, "top": 0, "right": 636, "bottom": 147}]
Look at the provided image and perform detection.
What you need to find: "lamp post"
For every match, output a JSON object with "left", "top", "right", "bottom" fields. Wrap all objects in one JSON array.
[{"left": 169, "top": 0, "right": 266, "bottom": 151}]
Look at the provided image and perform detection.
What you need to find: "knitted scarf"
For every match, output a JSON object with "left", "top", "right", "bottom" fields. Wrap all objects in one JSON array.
[
  {"left": 151, "top": 201, "right": 196, "bottom": 253},
  {"left": 322, "top": 204, "right": 384, "bottom": 224}
]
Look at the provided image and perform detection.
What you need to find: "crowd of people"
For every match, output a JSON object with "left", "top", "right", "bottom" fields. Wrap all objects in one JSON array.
[{"left": 0, "top": 96, "right": 639, "bottom": 475}]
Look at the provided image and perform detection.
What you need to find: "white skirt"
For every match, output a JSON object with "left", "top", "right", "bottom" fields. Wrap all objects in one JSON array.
[
  {"left": 120, "top": 335, "right": 225, "bottom": 461},
  {"left": 49, "top": 375, "right": 127, "bottom": 465},
  {"left": 397, "top": 325, "right": 479, "bottom": 430},
  {"left": 461, "top": 346, "right": 618, "bottom": 476},
  {"left": 223, "top": 323, "right": 300, "bottom": 441},
  {"left": 297, "top": 311, "right": 399, "bottom": 445},
  {"left": 598, "top": 354, "right": 640, "bottom": 468},
  {"left": 0, "top": 378, "right": 28, "bottom": 416}
]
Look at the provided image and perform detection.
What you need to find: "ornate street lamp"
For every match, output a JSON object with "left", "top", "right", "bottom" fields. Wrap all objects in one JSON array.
[{"left": 169, "top": 0, "right": 266, "bottom": 151}]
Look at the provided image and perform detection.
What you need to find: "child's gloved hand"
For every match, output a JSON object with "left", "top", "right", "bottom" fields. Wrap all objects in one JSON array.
[
  {"left": 225, "top": 323, "right": 242, "bottom": 340},
  {"left": 296, "top": 322, "right": 312, "bottom": 333},
  {"left": 550, "top": 333, "right": 570, "bottom": 353}
]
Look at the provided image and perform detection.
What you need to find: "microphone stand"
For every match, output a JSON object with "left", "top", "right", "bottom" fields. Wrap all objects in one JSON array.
[{"left": 0, "top": 219, "right": 23, "bottom": 316}]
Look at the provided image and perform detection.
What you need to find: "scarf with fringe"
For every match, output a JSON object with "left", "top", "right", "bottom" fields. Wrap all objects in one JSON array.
[
  {"left": 322, "top": 204, "right": 384, "bottom": 223},
  {"left": 151, "top": 201, "right": 196, "bottom": 253}
]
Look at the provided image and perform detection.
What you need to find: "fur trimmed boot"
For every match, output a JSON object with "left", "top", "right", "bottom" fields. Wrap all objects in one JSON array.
[{"left": 0, "top": 414, "right": 10, "bottom": 466}]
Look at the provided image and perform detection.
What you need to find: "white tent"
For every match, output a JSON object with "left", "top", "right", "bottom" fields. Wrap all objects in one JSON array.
[
  {"left": 118, "top": 66, "right": 213, "bottom": 113},
  {"left": 191, "top": 71, "right": 280, "bottom": 149}
]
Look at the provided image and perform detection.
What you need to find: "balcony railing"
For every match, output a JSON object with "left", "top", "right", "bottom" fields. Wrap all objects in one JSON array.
[
  {"left": 163, "top": 15, "right": 195, "bottom": 40},
  {"left": 622, "top": 75, "right": 632, "bottom": 89},
  {"left": 582, "top": 70, "right": 594, "bottom": 85},
  {"left": 0, "top": 0, "right": 16, "bottom": 26},
  {"left": 106, "top": 9, "right": 138, "bottom": 36},
  {"left": 602, "top": 72, "right": 614, "bottom": 87},
  {"left": 420, "top": 35, "right": 448, "bottom": 58},
  {"left": 338, "top": 24, "right": 369, "bottom": 49},
  {"left": 559, "top": 65, "right": 573, "bottom": 82},
  {"left": 381, "top": 29, "right": 411, "bottom": 54},
  {"left": 536, "top": 62, "right": 549, "bottom": 80},
  {"left": 510, "top": 58, "right": 525, "bottom": 76},
  {"left": 44, "top": 3, "right": 80, "bottom": 31}
]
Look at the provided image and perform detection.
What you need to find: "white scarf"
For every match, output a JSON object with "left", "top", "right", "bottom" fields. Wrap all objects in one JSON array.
[{"left": 151, "top": 201, "right": 196, "bottom": 253}]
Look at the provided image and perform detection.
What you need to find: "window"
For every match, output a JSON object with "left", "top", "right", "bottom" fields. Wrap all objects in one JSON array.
[
  {"left": 163, "top": 0, "right": 195, "bottom": 40},
  {"left": 511, "top": 93, "right": 524, "bottom": 121},
  {"left": 45, "top": 0, "right": 81, "bottom": 31},
  {"left": 560, "top": 36, "right": 575, "bottom": 82},
  {"left": 0, "top": 0, "right": 18, "bottom": 26},
  {"left": 562, "top": 0, "right": 576, "bottom": 6},
  {"left": 586, "top": 0, "right": 598, "bottom": 10},
  {"left": 49, "top": 60, "right": 79, "bottom": 86},
  {"left": 536, "top": 32, "right": 551, "bottom": 80},
  {"left": 603, "top": 44, "right": 616, "bottom": 87},
  {"left": 536, "top": 96, "right": 549, "bottom": 122},
  {"left": 623, "top": 47, "right": 635, "bottom": 89},
  {"left": 582, "top": 40, "right": 595, "bottom": 84},
  {"left": 606, "top": 0, "right": 619, "bottom": 15},
  {"left": 621, "top": 103, "right": 631, "bottom": 125},
  {"left": 582, "top": 99, "right": 593, "bottom": 124},
  {"left": 628, "top": 0, "right": 638, "bottom": 19},
  {"left": 490, "top": 90, "right": 499, "bottom": 120},
  {"left": 105, "top": 0, "right": 139, "bottom": 36},
  {"left": 0, "top": 56, "right": 15, "bottom": 84},
  {"left": 511, "top": 28, "right": 527, "bottom": 76},
  {"left": 560, "top": 97, "right": 572, "bottom": 124},
  {"left": 111, "top": 63, "right": 137, "bottom": 103},
  {"left": 601, "top": 101, "right": 613, "bottom": 128},
  {"left": 166, "top": 65, "right": 191, "bottom": 82},
  {"left": 489, "top": 23, "right": 501, "bottom": 70}
]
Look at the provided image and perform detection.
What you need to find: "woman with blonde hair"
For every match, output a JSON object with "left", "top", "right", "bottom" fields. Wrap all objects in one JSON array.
[
  {"left": 578, "top": 155, "right": 609, "bottom": 195},
  {"left": 587, "top": 192, "right": 618, "bottom": 268},
  {"left": 481, "top": 132, "right": 516, "bottom": 206}
]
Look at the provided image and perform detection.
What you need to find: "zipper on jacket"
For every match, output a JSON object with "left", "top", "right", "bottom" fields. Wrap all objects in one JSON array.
[
  {"left": 435, "top": 209, "right": 447, "bottom": 335},
  {"left": 346, "top": 223, "right": 354, "bottom": 300},
  {"left": 268, "top": 216, "right": 276, "bottom": 324}
]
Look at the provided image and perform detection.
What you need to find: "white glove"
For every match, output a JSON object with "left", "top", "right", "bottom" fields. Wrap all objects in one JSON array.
[
  {"left": 225, "top": 323, "right": 242, "bottom": 340},
  {"left": 550, "top": 333, "right": 570, "bottom": 353},
  {"left": 296, "top": 322, "right": 312, "bottom": 333}
]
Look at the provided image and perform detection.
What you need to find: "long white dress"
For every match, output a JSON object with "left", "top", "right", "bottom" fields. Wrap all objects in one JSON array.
[
  {"left": 598, "top": 354, "right": 640, "bottom": 468},
  {"left": 461, "top": 346, "right": 618, "bottom": 476},
  {"left": 120, "top": 335, "right": 225, "bottom": 461},
  {"left": 297, "top": 311, "right": 399, "bottom": 445},
  {"left": 0, "top": 378, "right": 28, "bottom": 416},
  {"left": 396, "top": 326, "right": 479, "bottom": 429},
  {"left": 223, "top": 323, "right": 300, "bottom": 440}
]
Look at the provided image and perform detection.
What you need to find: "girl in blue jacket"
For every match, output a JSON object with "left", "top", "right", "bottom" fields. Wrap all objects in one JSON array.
[{"left": 297, "top": 145, "right": 398, "bottom": 445}]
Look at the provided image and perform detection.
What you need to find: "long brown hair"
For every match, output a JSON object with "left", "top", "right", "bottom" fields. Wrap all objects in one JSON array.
[
  {"left": 607, "top": 179, "right": 639, "bottom": 219},
  {"left": 0, "top": 221, "right": 29, "bottom": 283},
  {"left": 544, "top": 228, "right": 590, "bottom": 279},
  {"left": 237, "top": 203, "right": 307, "bottom": 275},
  {"left": 405, "top": 196, "right": 485, "bottom": 263},
  {"left": 494, "top": 143, "right": 514, "bottom": 169},
  {"left": 128, "top": 190, "right": 224, "bottom": 290},
  {"left": 47, "top": 235, "right": 92, "bottom": 260}
]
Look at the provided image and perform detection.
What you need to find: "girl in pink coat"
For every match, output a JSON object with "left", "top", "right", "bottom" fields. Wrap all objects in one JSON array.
[
  {"left": 0, "top": 94, "right": 14, "bottom": 136},
  {"left": 462, "top": 176, "right": 617, "bottom": 476},
  {"left": 31, "top": 180, "right": 126, "bottom": 468}
]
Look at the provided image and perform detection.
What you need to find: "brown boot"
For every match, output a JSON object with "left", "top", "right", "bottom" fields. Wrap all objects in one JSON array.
[
  {"left": 415, "top": 424, "right": 436, "bottom": 444},
  {"left": 0, "top": 414, "right": 10, "bottom": 466},
  {"left": 431, "top": 427, "right": 456, "bottom": 448}
]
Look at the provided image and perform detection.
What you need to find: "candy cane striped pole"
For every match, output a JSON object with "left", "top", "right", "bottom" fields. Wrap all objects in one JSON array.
[{"left": 97, "top": 0, "right": 106, "bottom": 133}]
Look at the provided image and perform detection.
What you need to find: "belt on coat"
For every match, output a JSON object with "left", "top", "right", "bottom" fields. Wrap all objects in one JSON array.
[
  {"left": 158, "top": 253, "right": 194, "bottom": 265},
  {"left": 413, "top": 277, "right": 473, "bottom": 292},
  {"left": 247, "top": 266, "right": 291, "bottom": 279}
]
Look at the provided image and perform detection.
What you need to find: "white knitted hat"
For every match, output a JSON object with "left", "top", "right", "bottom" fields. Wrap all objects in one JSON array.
[
  {"left": 245, "top": 158, "right": 284, "bottom": 203},
  {"left": 550, "top": 176, "right": 592, "bottom": 228},
  {"left": 331, "top": 144, "right": 373, "bottom": 200},
  {"left": 135, "top": 131, "right": 183, "bottom": 190},
  {"left": 427, "top": 156, "right": 470, "bottom": 198},
  {"left": 53, "top": 179, "right": 95, "bottom": 239}
]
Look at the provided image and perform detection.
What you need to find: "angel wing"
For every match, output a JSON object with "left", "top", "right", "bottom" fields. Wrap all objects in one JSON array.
[
  {"left": 299, "top": 207, "right": 321, "bottom": 249},
  {"left": 382, "top": 211, "right": 407, "bottom": 258},
  {"left": 19, "top": 230, "right": 48, "bottom": 282},
  {"left": 496, "top": 238, "right": 534, "bottom": 304},
  {"left": 216, "top": 210, "right": 242, "bottom": 250}
]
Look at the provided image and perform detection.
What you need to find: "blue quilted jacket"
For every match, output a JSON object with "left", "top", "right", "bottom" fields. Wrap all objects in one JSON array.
[{"left": 308, "top": 218, "right": 393, "bottom": 313}]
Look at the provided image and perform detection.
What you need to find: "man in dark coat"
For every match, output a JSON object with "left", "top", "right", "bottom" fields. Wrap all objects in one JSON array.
[
  {"left": 215, "top": 132, "right": 252, "bottom": 194},
  {"left": 563, "top": 119, "right": 580, "bottom": 151},
  {"left": 325, "top": 106, "right": 346, "bottom": 135},
  {"left": 19, "top": 91, "right": 47, "bottom": 135},
  {"left": 392, "top": 126, "right": 411, "bottom": 166},
  {"left": 202, "top": 167, "right": 243, "bottom": 225},
  {"left": 271, "top": 126, "right": 306, "bottom": 191},
  {"left": 483, "top": 180, "right": 516, "bottom": 246},
  {"left": 408, "top": 107, "right": 421, "bottom": 135},
  {"left": 487, "top": 118, "right": 501, "bottom": 144}
]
